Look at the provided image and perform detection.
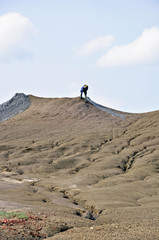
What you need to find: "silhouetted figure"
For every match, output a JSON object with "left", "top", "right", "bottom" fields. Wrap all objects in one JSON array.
[{"left": 80, "top": 84, "right": 88, "bottom": 103}]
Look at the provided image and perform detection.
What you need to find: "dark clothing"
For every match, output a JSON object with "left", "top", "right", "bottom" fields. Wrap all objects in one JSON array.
[
  {"left": 80, "top": 85, "right": 88, "bottom": 93},
  {"left": 80, "top": 85, "right": 88, "bottom": 102}
]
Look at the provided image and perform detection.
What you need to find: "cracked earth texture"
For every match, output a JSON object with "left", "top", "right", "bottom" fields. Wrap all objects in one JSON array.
[{"left": 0, "top": 94, "right": 159, "bottom": 239}]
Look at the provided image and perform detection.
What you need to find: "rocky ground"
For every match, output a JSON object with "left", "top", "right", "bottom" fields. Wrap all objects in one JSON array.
[{"left": 0, "top": 94, "right": 159, "bottom": 239}]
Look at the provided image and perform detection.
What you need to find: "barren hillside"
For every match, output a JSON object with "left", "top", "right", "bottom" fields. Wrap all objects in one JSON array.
[{"left": 0, "top": 94, "right": 159, "bottom": 239}]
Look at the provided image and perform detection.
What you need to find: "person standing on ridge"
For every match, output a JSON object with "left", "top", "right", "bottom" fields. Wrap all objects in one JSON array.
[{"left": 80, "top": 84, "right": 88, "bottom": 103}]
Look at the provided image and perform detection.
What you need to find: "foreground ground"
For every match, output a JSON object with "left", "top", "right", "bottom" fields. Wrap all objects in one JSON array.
[{"left": 0, "top": 95, "right": 159, "bottom": 239}]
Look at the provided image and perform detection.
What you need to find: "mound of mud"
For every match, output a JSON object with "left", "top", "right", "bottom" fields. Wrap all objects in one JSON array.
[
  {"left": 0, "top": 93, "right": 30, "bottom": 122},
  {"left": 0, "top": 95, "right": 159, "bottom": 239}
]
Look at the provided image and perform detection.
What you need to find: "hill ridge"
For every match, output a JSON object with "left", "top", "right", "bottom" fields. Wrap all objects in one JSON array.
[
  {"left": 0, "top": 93, "right": 131, "bottom": 123},
  {"left": 0, "top": 92, "right": 159, "bottom": 239}
]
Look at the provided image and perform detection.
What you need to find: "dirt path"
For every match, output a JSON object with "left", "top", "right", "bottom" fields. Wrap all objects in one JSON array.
[{"left": 0, "top": 180, "right": 31, "bottom": 211}]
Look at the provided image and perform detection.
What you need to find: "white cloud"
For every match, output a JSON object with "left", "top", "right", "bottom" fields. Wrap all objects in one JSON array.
[
  {"left": 0, "top": 12, "right": 36, "bottom": 61},
  {"left": 77, "top": 35, "right": 114, "bottom": 56},
  {"left": 97, "top": 27, "right": 159, "bottom": 67}
]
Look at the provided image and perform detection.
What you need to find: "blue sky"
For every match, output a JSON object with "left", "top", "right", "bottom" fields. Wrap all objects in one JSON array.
[{"left": 0, "top": 0, "right": 159, "bottom": 112}]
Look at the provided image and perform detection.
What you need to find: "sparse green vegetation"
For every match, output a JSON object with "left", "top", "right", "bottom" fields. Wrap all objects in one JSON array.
[{"left": 0, "top": 211, "right": 28, "bottom": 220}]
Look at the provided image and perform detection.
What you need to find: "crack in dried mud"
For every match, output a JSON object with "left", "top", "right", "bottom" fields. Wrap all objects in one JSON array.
[{"left": 0, "top": 95, "right": 159, "bottom": 239}]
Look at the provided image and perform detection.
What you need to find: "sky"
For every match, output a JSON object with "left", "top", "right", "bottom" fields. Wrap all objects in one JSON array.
[{"left": 0, "top": 0, "right": 159, "bottom": 113}]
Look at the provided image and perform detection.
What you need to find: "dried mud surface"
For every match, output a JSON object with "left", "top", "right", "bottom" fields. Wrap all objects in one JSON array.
[
  {"left": 0, "top": 93, "right": 30, "bottom": 122},
  {"left": 0, "top": 95, "right": 159, "bottom": 239}
]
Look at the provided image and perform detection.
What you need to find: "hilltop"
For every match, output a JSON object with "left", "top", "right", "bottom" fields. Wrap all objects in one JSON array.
[{"left": 0, "top": 94, "right": 159, "bottom": 239}]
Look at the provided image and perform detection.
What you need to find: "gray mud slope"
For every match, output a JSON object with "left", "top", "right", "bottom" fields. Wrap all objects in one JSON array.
[
  {"left": 87, "top": 97, "right": 127, "bottom": 119},
  {"left": 0, "top": 93, "right": 30, "bottom": 122}
]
